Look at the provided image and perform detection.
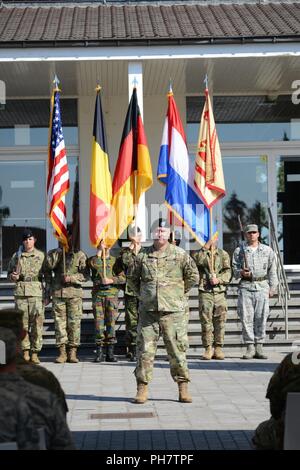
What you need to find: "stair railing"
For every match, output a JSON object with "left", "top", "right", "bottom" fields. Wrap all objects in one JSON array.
[{"left": 268, "top": 207, "right": 290, "bottom": 339}]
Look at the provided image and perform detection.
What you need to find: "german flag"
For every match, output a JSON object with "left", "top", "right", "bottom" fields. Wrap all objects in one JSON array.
[
  {"left": 89, "top": 87, "right": 112, "bottom": 247},
  {"left": 104, "top": 88, "right": 152, "bottom": 248}
]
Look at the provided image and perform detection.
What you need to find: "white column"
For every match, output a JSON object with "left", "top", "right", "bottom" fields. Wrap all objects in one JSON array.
[{"left": 128, "top": 62, "right": 146, "bottom": 240}]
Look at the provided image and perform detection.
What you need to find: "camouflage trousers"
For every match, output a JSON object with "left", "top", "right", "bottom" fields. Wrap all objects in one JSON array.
[
  {"left": 52, "top": 297, "right": 82, "bottom": 347},
  {"left": 198, "top": 291, "right": 227, "bottom": 347},
  {"left": 252, "top": 416, "right": 284, "bottom": 450},
  {"left": 93, "top": 296, "right": 118, "bottom": 346},
  {"left": 15, "top": 296, "right": 44, "bottom": 352},
  {"left": 124, "top": 294, "right": 139, "bottom": 347},
  {"left": 135, "top": 310, "right": 190, "bottom": 384},
  {"left": 237, "top": 287, "right": 269, "bottom": 344}
]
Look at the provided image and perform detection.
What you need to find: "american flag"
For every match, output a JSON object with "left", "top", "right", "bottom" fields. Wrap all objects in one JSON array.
[{"left": 47, "top": 85, "right": 70, "bottom": 249}]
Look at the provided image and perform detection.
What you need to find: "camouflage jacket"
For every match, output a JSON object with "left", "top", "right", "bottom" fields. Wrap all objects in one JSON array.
[
  {"left": 0, "top": 373, "right": 75, "bottom": 450},
  {"left": 191, "top": 248, "right": 232, "bottom": 293},
  {"left": 45, "top": 249, "right": 89, "bottom": 298},
  {"left": 114, "top": 246, "right": 147, "bottom": 296},
  {"left": 127, "top": 243, "right": 199, "bottom": 312},
  {"left": 266, "top": 352, "right": 300, "bottom": 420},
  {"left": 7, "top": 248, "right": 46, "bottom": 298},
  {"left": 16, "top": 355, "right": 68, "bottom": 415},
  {"left": 232, "top": 242, "right": 278, "bottom": 292},
  {"left": 87, "top": 254, "right": 125, "bottom": 298},
  {"left": 0, "top": 388, "right": 40, "bottom": 449}
]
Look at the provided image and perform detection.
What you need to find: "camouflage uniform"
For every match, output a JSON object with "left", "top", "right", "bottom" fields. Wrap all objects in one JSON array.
[
  {"left": 253, "top": 352, "right": 300, "bottom": 449},
  {"left": 0, "top": 307, "right": 68, "bottom": 415},
  {"left": 114, "top": 247, "right": 146, "bottom": 349},
  {"left": 16, "top": 356, "right": 68, "bottom": 415},
  {"left": 128, "top": 243, "right": 199, "bottom": 384},
  {"left": 192, "top": 247, "right": 232, "bottom": 347},
  {"left": 232, "top": 242, "right": 278, "bottom": 344},
  {"left": 0, "top": 388, "right": 40, "bottom": 449},
  {"left": 7, "top": 248, "right": 46, "bottom": 353},
  {"left": 88, "top": 254, "right": 125, "bottom": 346},
  {"left": 0, "top": 373, "right": 75, "bottom": 449},
  {"left": 46, "top": 248, "right": 89, "bottom": 348}
]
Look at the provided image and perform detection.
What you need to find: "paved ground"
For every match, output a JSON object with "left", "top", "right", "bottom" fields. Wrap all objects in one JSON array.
[{"left": 40, "top": 350, "right": 288, "bottom": 450}]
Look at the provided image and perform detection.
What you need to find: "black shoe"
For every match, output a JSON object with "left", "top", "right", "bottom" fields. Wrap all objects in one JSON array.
[
  {"left": 94, "top": 345, "right": 104, "bottom": 363},
  {"left": 106, "top": 345, "right": 118, "bottom": 363},
  {"left": 128, "top": 346, "right": 137, "bottom": 362}
]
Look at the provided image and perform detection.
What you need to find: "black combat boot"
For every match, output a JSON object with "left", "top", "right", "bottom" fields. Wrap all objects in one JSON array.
[
  {"left": 128, "top": 345, "right": 137, "bottom": 362},
  {"left": 106, "top": 345, "right": 118, "bottom": 362},
  {"left": 94, "top": 345, "right": 104, "bottom": 363}
]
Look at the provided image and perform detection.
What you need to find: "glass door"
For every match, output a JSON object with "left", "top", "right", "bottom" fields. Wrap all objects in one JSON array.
[
  {"left": 0, "top": 160, "right": 46, "bottom": 273},
  {"left": 220, "top": 155, "right": 269, "bottom": 256},
  {"left": 277, "top": 156, "right": 300, "bottom": 265}
]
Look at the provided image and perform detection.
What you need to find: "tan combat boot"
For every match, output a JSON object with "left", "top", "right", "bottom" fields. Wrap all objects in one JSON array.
[
  {"left": 134, "top": 383, "right": 148, "bottom": 404},
  {"left": 213, "top": 346, "right": 225, "bottom": 360},
  {"left": 178, "top": 381, "right": 193, "bottom": 403},
  {"left": 202, "top": 346, "right": 213, "bottom": 360},
  {"left": 31, "top": 352, "right": 40, "bottom": 364},
  {"left": 55, "top": 345, "right": 67, "bottom": 363},
  {"left": 23, "top": 350, "right": 30, "bottom": 362},
  {"left": 68, "top": 347, "right": 79, "bottom": 363}
]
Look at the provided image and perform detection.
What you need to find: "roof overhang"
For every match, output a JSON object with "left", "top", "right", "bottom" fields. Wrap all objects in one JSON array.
[{"left": 1, "top": 41, "right": 300, "bottom": 62}]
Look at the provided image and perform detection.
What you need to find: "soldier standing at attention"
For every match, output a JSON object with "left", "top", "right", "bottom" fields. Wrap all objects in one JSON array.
[
  {"left": 128, "top": 220, "right": 199, "bottom": 404},
  {"left": 192, "top": 238, "right": 232, "bottom": 360},
  {"left": 88, "top": 240, "right": 125, "bottom": 363},
  {"left": 232, "top": 224, "right": 278, "bottom": 360},
  {"left": 114, "top": 224, "right": 145, "bottom": 361},
  {"left": 7, "top": 229, "right": 46, "bottom": 364},
  {"left": 45, "top": 229, "right": 89, "bottom": 364}
]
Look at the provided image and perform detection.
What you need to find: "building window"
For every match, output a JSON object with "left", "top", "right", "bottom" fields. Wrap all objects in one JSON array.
[
  {"left": 0, "top": 99, "right": 78, "bottom": 147},
  {"left": 186, "top": 95, "right": 300, "bottom": 143}
]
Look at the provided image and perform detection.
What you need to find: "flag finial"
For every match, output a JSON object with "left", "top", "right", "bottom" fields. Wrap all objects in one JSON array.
[
  {"left": 53, "top": 75, "right": 60, "bottom": 90},
  {"left": 95, "top": 84, "right": 102, "bottom": 93},
  {"left": 132, "top": 76, "right": 138, "bottom": 88},
  {"left": 204, "top": 74, "right": 208, "bottom": 90}
]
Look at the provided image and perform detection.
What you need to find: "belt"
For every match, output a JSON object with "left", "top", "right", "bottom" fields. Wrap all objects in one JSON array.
[
  {"left": 243, "top": 276, "right": 267, "bottom": 282},
  {"left": 19, "top": 276, "right": 40, "bottom": 282}
]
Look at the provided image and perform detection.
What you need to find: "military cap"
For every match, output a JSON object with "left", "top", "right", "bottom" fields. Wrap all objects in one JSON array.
[
  {"left": 245, "top": 224, "right": 259, "bottom": 233},
  {"left": 22, "top": 228, "right": 34, "bottom": 241},
  {"left": 0, "top": 308, "right": 24, "bottom": 338},
  {"left": 128, "top": 223, "right": 141, "bottom": 238},
  {"left": 151, "top": 218, "right": 170, "bottom": 232},
  {"left": 0, "top": 327, "right": 17, "bottom": 365}
]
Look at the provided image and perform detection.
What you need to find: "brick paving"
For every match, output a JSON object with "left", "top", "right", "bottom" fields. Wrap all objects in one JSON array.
[{"left": 40, "top": 350, "right": 288, "bottom": 450}]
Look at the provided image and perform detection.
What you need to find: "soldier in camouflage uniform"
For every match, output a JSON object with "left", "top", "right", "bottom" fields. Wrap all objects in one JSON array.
[
  {"left": 192, "top": 238, "right": 232, "bottom": 360},
  {"left": 7, "top": 229, "right": 46, "bottom": 364},
  {"left": 232, "top": 224, "right": 278, "bottom": 359},
  {"left": 0, "top": 308, "right": 68, "bottom": 415},
  {"left": 253, "top": 352, "right": 300, "bottom": 449},
  {"left": 45, "top": 230, "right": 89, "bottom": 363},
  {"left": 88, "top": 240, "right": 125, "bottom": 363},
  {"left": 127, "top": 221, "right": 199, "bottom": 404},
  {"left": 0, "top": 327, "right": 75, "bottom": 450},
  {"left": 114, "top": 224, "right": 145, "bottom": 361}
]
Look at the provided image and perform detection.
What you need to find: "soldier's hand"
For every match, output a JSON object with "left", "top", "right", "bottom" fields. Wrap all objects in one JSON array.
[
  {"left": 241, "top": 269, "right": 252, "bottom": 279},
  {"left": 210, "top": 277, "right": 220, "bottom": 286},
  {"left": 44, "top": 296, "right": 51, "bottom": 306},
  {"left": 62, "top": 275, "right": 72, "bottom": 283},
  {"left": 102, "top": 277, "right": 114, "bottom": 285},
  {"left": 10, "top": 272, "right": 20, "bottom": 282}
]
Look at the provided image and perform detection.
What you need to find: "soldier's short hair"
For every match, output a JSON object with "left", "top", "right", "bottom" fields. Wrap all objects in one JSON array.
[
  {"left": 0, "top": 308, "right": 24, "bottom": 338},
  {"left": 0, "top": 327, "right": 17, "bottom": 365}
]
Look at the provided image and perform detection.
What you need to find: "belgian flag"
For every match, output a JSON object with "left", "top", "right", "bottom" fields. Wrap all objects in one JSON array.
[
  {"left": 89, "top": 88, "right": 112, "bottom": 247},
  {"left": 104, "top": 88, "right": 153, "bottom": 247}
]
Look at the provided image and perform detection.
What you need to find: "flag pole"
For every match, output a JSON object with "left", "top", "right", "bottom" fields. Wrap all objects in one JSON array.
[
  {"left": 133, "top": 78, "right": 138, "bottom": 238},
  {"left": 103, "top": 247, "right": 107, "bottom": 279},
  {"left": 62, "top": 245, "right": 66, "bottom": 276}
]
